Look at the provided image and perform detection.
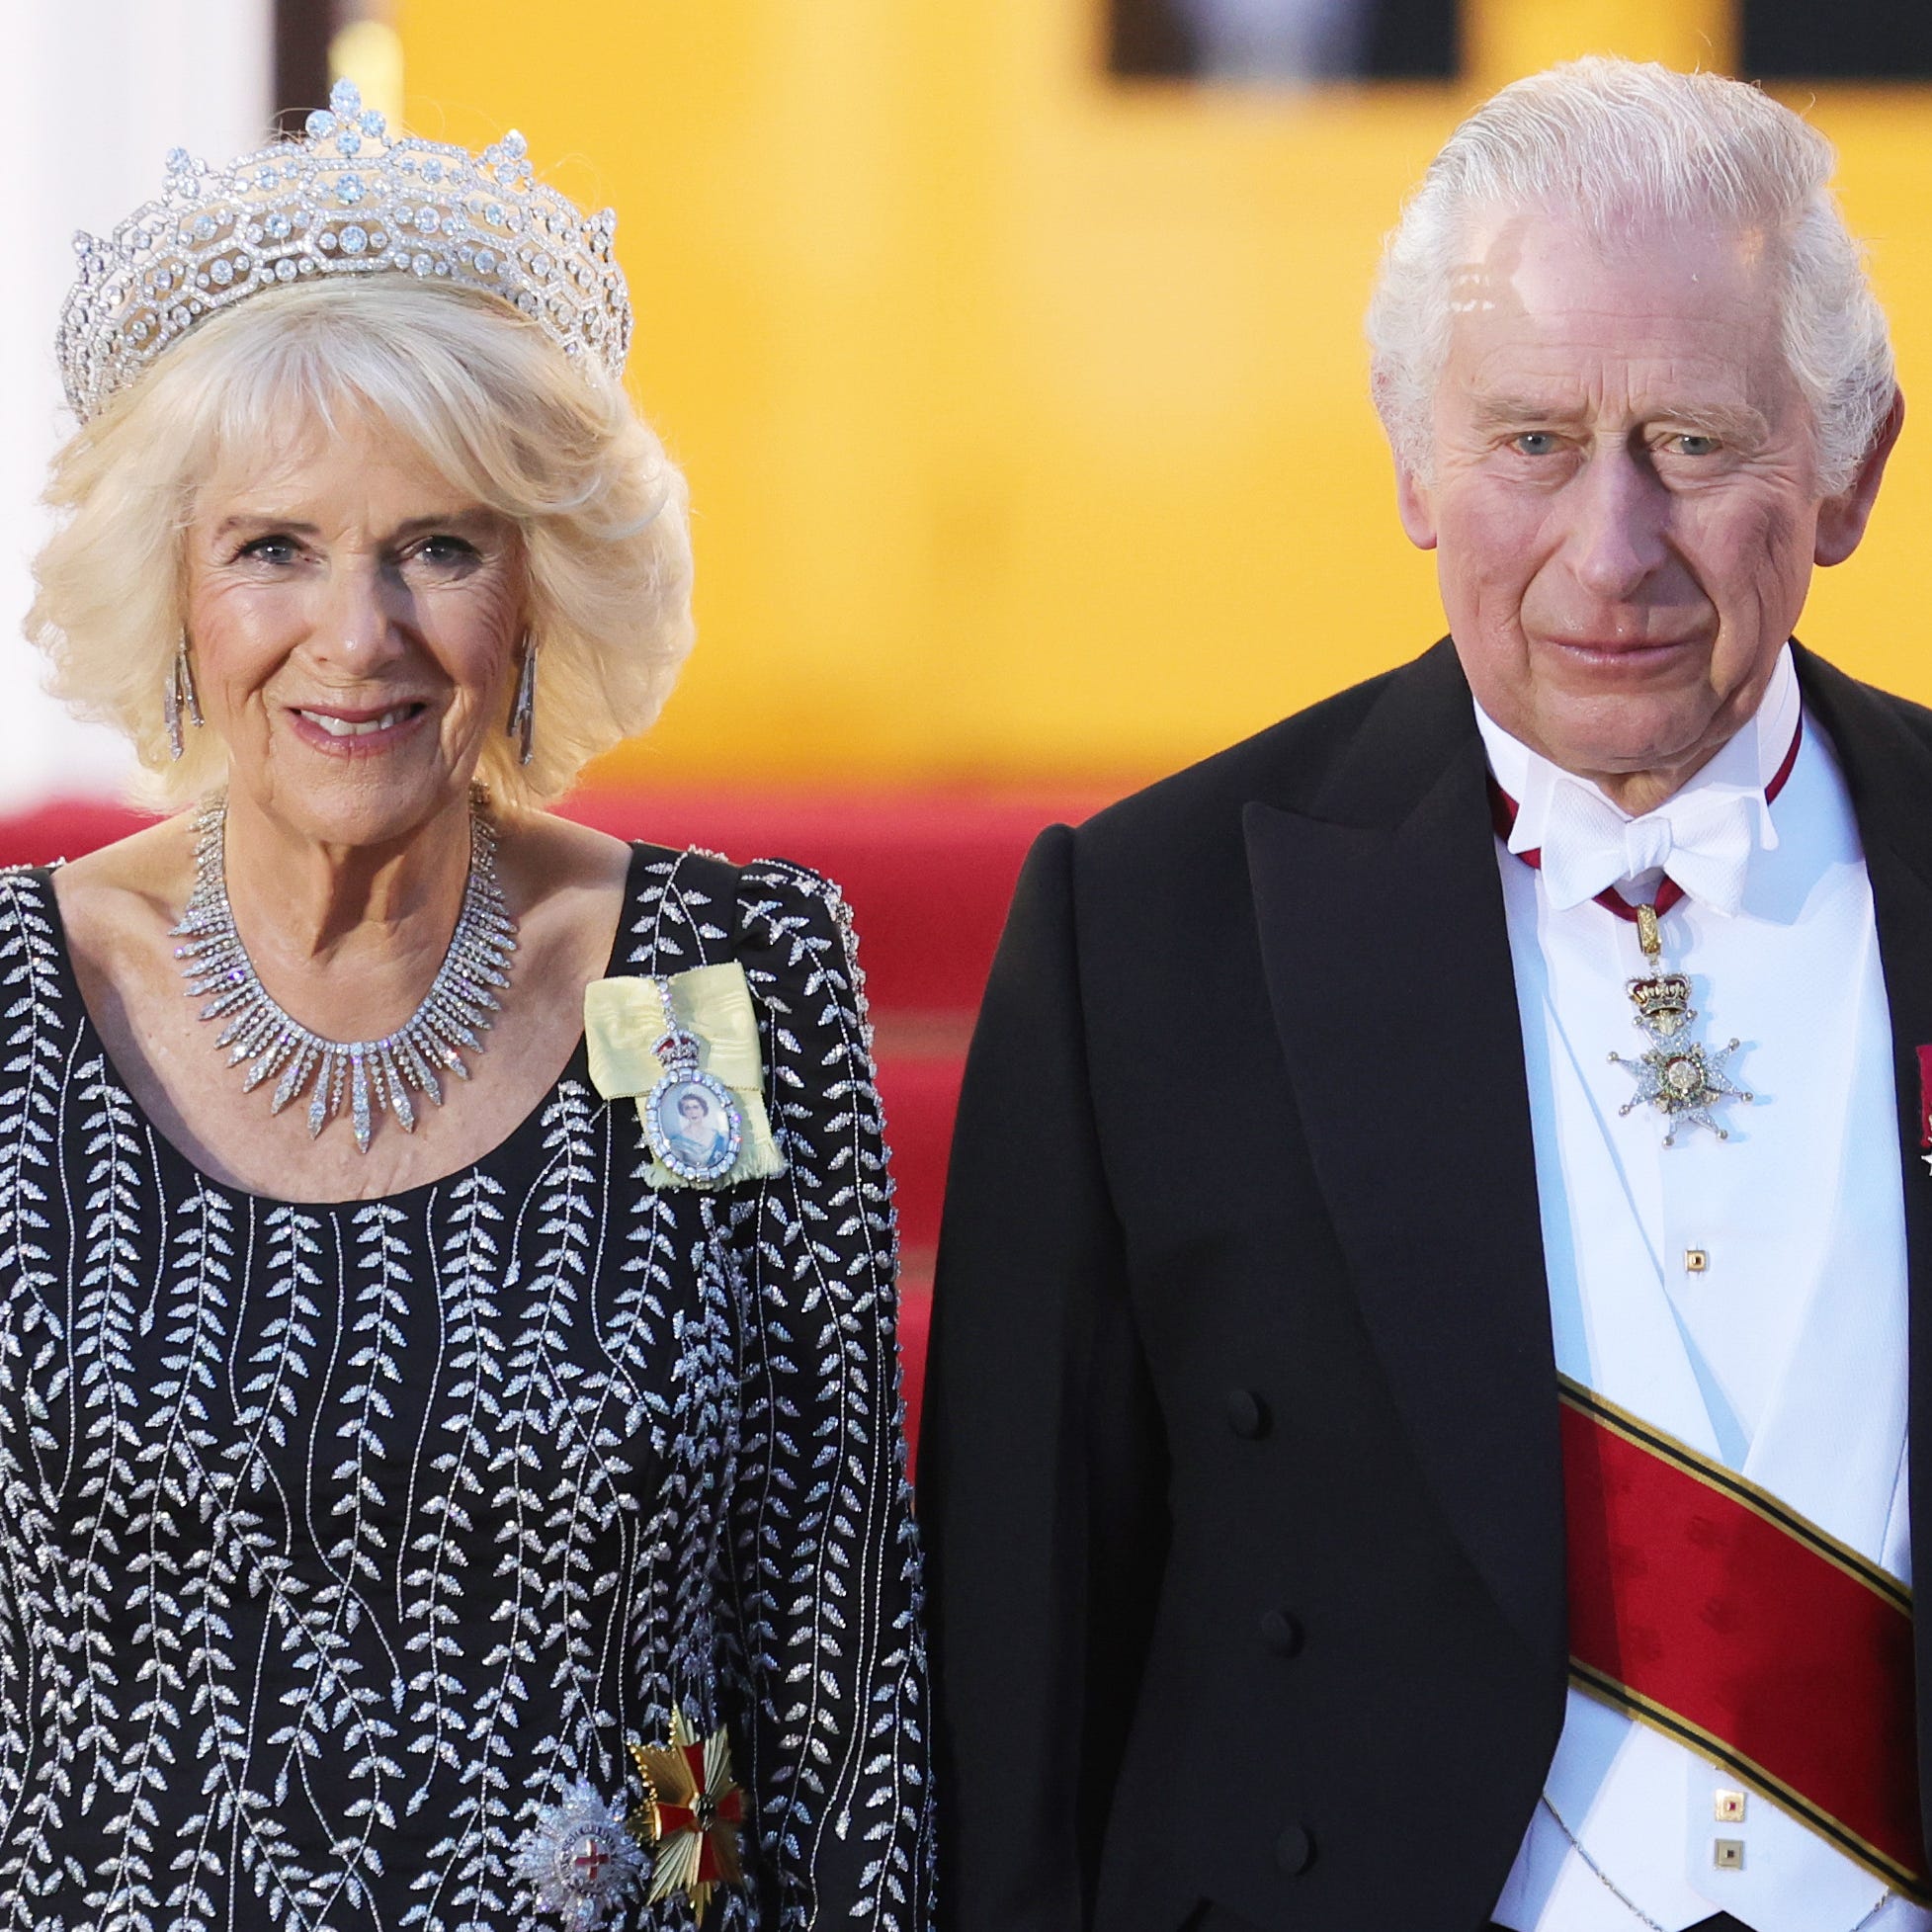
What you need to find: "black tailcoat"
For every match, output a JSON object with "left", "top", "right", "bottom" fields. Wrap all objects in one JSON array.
[{"left": 921, "top": 640, "right": 1932, "bottom": 1932}]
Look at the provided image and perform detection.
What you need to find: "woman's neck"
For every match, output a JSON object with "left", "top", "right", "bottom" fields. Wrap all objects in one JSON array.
[{"left": 215, "top": 790, "right": 479, "bottom": 1038}]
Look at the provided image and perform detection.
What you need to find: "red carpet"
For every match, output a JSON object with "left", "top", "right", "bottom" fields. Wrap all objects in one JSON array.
[{"left": 0, "top": 788, "right": 1111, "bottom": 1464}]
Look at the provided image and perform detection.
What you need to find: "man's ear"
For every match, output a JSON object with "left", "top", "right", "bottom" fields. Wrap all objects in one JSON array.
[
  {"left": 1396, "top": 459, "right": 1439, "bottom": 552},
  {"left": 1816, "top": 386, "right": 1904, "bottom": 566}
]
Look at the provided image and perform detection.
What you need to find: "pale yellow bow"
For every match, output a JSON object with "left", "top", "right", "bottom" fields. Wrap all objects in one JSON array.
[{"left": 584, "top": 963, "right": 785, "bottom": 1190}]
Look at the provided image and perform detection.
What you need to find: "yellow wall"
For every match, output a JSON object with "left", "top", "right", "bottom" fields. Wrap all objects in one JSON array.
[{"left": 396, "top": 0, "right": 1932, "bottom": 789}]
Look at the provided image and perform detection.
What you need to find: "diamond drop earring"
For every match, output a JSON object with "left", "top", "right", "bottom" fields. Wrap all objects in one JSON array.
[
  {"left": 507, "top": 636, "right": 537, "bottom": 767},
  {"left": 164, "top": 636, "right": 204, "bottom": 761}
]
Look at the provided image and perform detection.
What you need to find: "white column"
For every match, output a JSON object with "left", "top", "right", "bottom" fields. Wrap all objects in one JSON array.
[{"left": 0, "top": 0, "right": 271, "bottom": 808}]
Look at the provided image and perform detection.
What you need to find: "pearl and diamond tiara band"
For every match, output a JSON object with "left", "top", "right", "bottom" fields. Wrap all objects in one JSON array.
[{"left": 57, "top": 79, "right": 632, "bottom": 423}]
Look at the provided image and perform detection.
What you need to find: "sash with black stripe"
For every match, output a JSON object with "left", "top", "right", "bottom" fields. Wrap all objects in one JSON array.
[{"left": 1561, "top": 1377, "right": 1927, "bottom": 1897}]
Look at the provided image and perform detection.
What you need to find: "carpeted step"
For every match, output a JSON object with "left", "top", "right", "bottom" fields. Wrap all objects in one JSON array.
[
  {"left": 896, "top": 1259, "right": 934, "bottom": 1476},
  {"left": 874, "top": 1030, "right": 969, "bottom": 1253},
  {"left": 563, "top": 788, "right": 1095, "bottom": 1016}
]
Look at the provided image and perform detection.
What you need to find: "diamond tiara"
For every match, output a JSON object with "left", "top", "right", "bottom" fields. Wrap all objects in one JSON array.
[{"left": 57, "top": 79, "right": 632, "bottom": 423}]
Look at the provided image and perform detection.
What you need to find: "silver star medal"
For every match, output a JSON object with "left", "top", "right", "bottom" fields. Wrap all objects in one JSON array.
[
  {"left": 515, "top": 1779, "right": 647, "bottom": 1931},
  {"left": 1609, "top": 904, "right": 1753, "bottom": 1147}
]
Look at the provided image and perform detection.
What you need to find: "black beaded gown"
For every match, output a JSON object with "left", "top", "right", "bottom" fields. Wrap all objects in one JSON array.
[{"left": 0, "top": 843, "right": 934, "bottom": 1932}]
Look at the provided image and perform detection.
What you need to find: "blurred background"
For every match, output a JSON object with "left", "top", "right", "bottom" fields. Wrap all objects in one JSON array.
[{"left": 10, "top": 0, "right": 1932, "bottom": 1442}]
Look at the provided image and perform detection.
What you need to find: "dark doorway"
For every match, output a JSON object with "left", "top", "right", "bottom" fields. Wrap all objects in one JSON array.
[
  {"left": 275, "top": 0, "right": 341, "bottom": 133},
  {"left": 1742, "top": 0, "right": 1932, "bottom": 80},
  {"left": 1110, "top": 0, "right": 1459, "bottom": 82}
]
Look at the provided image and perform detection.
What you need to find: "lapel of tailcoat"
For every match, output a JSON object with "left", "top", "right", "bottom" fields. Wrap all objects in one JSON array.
[
  {"left": 1242, "top": 640, "right": 1932, "bottom": 1772},
  {"left": 1244, "top": 641, "right": 1564, "bottom": 1675},
  {"left": 1793, "top": 647, "right": 1932, "bottom": 1848}
]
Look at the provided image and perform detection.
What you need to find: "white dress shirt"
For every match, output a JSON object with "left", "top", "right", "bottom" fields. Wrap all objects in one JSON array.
[{"left": 1478, "top": 649, "right": 1925, "bottom": 1932}]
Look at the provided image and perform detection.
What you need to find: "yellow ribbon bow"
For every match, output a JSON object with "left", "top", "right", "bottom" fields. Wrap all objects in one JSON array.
[{"left": 583, "top": 963, "right": 786, "bottom": 1190}]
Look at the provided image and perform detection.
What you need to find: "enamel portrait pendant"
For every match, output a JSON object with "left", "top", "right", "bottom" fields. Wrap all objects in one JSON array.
[
  {"left": 1610, "top": 904, "right": 1753, "bottom": 1146},
  {"left": 642, "top": 982, "right": 744, "bottom": 1186}
]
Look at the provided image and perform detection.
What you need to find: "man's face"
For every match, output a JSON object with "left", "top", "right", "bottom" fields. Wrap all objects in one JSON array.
[{"left": 1398, "top": 208, "right": 1893, "bottom": 804}]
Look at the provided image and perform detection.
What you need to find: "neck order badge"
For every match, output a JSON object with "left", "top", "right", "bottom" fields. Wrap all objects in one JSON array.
[{"left": 1489, "top": 718, "right": 1803, "bottom": 1146}]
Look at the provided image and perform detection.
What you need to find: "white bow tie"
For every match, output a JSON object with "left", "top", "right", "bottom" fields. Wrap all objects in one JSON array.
[{"left": 1533, "top": 780, "right": 1771, "bottom": 918}]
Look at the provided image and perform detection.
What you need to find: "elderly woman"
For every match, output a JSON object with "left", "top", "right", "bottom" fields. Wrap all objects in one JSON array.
[{"left": 1, "top": 84, "right": 931, "bottom": 1932}]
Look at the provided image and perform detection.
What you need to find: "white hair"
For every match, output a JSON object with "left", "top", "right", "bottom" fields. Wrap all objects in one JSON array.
[
  {"left": 31, "top": 276, "right": 695, "bottom": 809},
  {"left": 1367, "top": 56, "right": 1895, "bottom": 495}
]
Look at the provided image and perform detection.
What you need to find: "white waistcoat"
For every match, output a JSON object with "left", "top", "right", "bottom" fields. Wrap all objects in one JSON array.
[{"left": 1480, "top": 651, "right": 1925, "bottom": 1932}]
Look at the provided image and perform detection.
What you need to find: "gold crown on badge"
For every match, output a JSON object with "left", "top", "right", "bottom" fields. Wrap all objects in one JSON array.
[
  {"left": 57, "top": 79, "right": 631, "bottom": 422},
  {"left": 1626, "top": 970, "right": 1695, "bottom": 1037}
]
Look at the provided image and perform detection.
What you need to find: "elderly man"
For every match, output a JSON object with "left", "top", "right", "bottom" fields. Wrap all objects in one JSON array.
[{"left": 922, "top": 57, "right": 1930, "bottom": 1932}]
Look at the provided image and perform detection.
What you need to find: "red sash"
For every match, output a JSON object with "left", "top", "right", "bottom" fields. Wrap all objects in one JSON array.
[{"left": 1561, "top": 1378, "right": 1928, "bottom": 1897}]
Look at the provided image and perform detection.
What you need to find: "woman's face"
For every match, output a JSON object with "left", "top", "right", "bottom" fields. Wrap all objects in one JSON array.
[{"left": 183, "top": 407, "right": 526, "bottom": 849}]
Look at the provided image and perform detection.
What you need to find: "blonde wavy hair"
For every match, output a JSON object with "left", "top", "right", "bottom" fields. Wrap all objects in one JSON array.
[{"left": 29, "top": 276, "right": 695, "bottom": 808}]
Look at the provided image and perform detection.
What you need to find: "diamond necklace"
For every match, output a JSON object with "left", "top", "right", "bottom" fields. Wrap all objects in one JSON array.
[{"left": 172, "top": 792, "right": 519, "bottom": 1153}]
